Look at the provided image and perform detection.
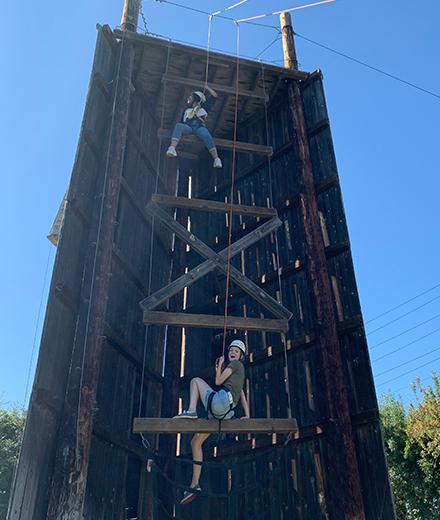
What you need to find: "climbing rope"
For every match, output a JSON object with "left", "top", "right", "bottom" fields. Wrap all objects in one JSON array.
[
  {"left": 260, "top": 59, "right": 294, "bottom": 418},
  {"left": 138, "top": 41, "right": 172, "bottom": 417},
  {"left": 221, "top": 22, "right": 241, "bottom": 357}
]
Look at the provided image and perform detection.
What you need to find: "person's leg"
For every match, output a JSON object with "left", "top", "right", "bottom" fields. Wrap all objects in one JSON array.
[
  {"left": 195, "top": 127, "right": 222, "bottom": 167},
  {"left": 190, "top": 433, "right": 210, "bottom": 487},
  {"left": 167, "top": 123, "right": 192, "bottom": 155},
  {"left": 188, "top": 377, "right": 212, "bottom": 412}
]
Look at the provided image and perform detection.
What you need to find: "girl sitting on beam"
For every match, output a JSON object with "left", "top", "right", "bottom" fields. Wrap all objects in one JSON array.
[
  {"left": 174, "top": 339, "right": 250, "bottom": 505},
  {"left": 166, "top": 85, "right": 223, "bottom": 168}
]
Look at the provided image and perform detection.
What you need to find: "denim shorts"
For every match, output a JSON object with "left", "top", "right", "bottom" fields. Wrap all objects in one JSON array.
[{"left": 203, "top": 389, "right": 235, "bottom": 420}]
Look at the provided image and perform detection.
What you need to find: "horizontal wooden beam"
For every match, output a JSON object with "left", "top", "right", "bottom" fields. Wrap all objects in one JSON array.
[
  {"left": 113, "top": 29, "right": 310, "bottom": 81},
  {"left": 162, "top": 74, "right": 267, "bottom": 101},
  {"left": 143, "top": 311, "right": 289, "bottom": 333},
  {"left": 152, "top": 194, "right": 277, "bottom": 218},
  {"left": 146, "top": 203, "right": 292, "bottom": 320},
  {"left": 133, "top": 417, "right": 298, "bottom": 434},
  {"left": 158, "top": 129, "right": 273, "bottom": 157},
  {"left": 140, "top": 216, "right": 281, "bottom": 310}
]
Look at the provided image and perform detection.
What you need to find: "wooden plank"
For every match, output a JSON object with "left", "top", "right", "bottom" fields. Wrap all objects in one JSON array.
[
  {"left": 133, "top": 417, "right": 298, "bottom": 434},
  {"left": 162, "top": 73, "right": 268, "bottom": 101},
  {"left": 152, "top": 193, "right": 278, "bottom": 218},
  {"left": 157, "top": 129, "right": 273, "bottom": 156},
  {"left": 146, "top": 202, "right": 292, "bottom": 320},
  {"left": 113, "top": 29, "right": 310, "bottom": 81},
  {"left": 143, "top": 311, "right": 289, "bottom": 333},
  {"left": 140, "top": 216, "right": 281, "bottom": 310}
]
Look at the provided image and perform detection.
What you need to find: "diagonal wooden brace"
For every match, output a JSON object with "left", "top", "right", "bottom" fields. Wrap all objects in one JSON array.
[
  {"left": 146, "top": 202, "right": 292, "bottom": 320},
  {"left": 140, "top": 216, "right": 282, "bottom": 311}
]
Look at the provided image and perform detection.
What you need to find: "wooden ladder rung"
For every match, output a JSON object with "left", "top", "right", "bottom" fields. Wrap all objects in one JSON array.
[
  {"left": 143, "top": 311, "right": 289, "bottom": 333},
  {"left": 133, "top": 417, "right": 298, "bottom": 434},
  {"left": 158, "top": 129, "right": 273, "bottom": 156},
  {"left": 152, "top": 194, "right": 278, "bottom": 218}
]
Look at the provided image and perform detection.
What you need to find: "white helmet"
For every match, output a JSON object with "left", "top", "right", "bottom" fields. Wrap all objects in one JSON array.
[
  {"left": 192, "top": 90, "right": 206, "bottom": 104},
  {"left": 228, "top": 339, "right": 246, "bottom": 356}
]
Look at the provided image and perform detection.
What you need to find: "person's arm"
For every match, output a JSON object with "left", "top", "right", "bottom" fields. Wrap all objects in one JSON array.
[
  {"left": 204, "top": 85, "right": 218, "bottom": 98},
  {"left": 215, "top": 356, "right": 233, "bottom": 385},
  {"left": 240, "top": 390, "right": 250, "bottom": 419}
]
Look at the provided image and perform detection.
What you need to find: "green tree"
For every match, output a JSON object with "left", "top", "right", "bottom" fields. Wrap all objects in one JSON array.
[
  {"left": 380, "top": 373, "right": 440, "bottom": 519},
  {"left": 406, "top": 374, "right": 440, "bottom": 516},
  {"left": 380, "top": 394, "right": 424, "bottom": 519},
  {"left": 0, "top": 407, "right": 26, "bottom": 520}
]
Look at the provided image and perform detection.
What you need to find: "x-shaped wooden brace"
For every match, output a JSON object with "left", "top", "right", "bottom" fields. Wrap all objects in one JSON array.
[{"left": 140, "top": 196, "right": 292, "bottom": 332}]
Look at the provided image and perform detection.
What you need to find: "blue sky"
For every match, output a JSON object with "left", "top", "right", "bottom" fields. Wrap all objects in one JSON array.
[{"left": 1, "top": 0, "right": 439, "bottom": 410}]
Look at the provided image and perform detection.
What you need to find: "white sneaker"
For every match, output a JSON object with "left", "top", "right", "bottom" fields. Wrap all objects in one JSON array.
[
  {"left": 166, "top": 146, "right": 177, "bottom": 157},
  {"left": 213, "top": 157, "right": 222, "bottom": 168}
]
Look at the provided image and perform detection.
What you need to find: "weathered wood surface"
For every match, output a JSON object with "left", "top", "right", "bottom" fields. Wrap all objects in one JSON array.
[
  {"left": 7, "top": 26, "right": 117, "bottom": 520},
  {"left": 146, "top": 202, "right": 292, "bottom": 320},
  {"left": 162, "top": 73, "right": 268, "bottom": 101},
  {"left": 133, "top": 417, "right": 298, "bottom": 434},
  {"left": 152, "top": 193, "right": 277, "bottom": 218},
  {"left": 143, "top": 311, "right": 289, "bottom": 333},
  {"left": 113, "top": 28, "right": 310, "bottom": 81},
  {"left": 158, "top": 128, "right": 273, "bottom": 156},
  {"left": 120, "top": 0, "right": 140, "bottom": 32},
  {"left": 140, "top": 216, "right": 281, "bottom": 310},
  {"left": 47, "top": 29, "right": 137, "bottom": 520},
  {"left": 282, "top": 12, "right": 366, "bottom": 519}
]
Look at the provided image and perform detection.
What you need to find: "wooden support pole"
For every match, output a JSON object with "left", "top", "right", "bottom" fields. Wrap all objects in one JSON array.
[
  {"left": 281, "top": 11, "right": 366, "bottom": 520},
  {"left": 46, "top": 32, "right": 136, "bottom": 520},
  {"left": 280, "top": 12, "right": 298, "bottom": 70},
  {"left": 133, "top": 418, "right": 299, "bottom": 434},
  {"left": 121, "top": 0, "right": 140, "bottom": 32}
]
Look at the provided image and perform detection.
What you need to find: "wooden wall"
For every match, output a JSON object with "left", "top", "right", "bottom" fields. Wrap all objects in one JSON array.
[{"left": 9, "top": 29, "right": 394, "bottom": 520}]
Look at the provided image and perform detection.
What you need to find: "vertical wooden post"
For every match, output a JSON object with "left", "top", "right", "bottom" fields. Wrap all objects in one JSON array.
[
  {"left": 121, "top": 0, "right": 140, "bottom": 32},
  {"left": 46, "top": 33, "right": 136, "bottom": 520},
  {"left": 280, "top": 11, "right": 366, "bottom": 520},
  {"left": 280, "top": 12, "right": 298, "bottom": 70}
]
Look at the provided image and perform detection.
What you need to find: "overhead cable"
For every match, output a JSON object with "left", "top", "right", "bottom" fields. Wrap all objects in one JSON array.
[
  {"left": 375, "top": 345, "right": 440, "bottom": 378},
  {"left": 370, "top": 313, "right": 440, "bottom": 350},
  {"left": 293, "top": 32, "right": 440, "bottom": 100},
  {"left": 377, "top": 354, "right": 440, "bottom": 388},
  {"left": 367, "top": 294, "right": 440, "bottom": 335},
  {"left": 366, "top": 282, "right": 440, "bottom": 324},
  {"left": 372, "top": 326, "right": 440, "bottom": 363},
  {"left": 236, "top": 0, "right": 335, "bottom": 23}
]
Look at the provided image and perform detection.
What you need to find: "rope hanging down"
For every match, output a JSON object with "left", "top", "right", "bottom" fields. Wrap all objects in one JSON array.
[{"left": 138, "top": 41, "right": 172, "bottom": 417}]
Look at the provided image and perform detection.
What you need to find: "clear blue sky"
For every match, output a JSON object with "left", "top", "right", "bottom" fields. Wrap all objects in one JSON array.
[{"left": 1, "top": 0, "right": 439, "bottom": 410}]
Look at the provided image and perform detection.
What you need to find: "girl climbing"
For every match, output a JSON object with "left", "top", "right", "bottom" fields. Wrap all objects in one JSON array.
[
  {"left": 166, "top": 85, "right": 223, "bottom": 168},
  {"left": 174, "top": 339, "right": 250, "bottom": 505}
]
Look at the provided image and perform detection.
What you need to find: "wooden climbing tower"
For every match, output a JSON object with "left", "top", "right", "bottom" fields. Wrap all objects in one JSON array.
[{"left": 8, "top": 1, "right": 395, "bottom": 519}]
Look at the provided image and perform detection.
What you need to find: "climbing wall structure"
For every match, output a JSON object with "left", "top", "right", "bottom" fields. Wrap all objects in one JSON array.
[{"left": 8, "top": 5, "right": 395, "bottom": 520}]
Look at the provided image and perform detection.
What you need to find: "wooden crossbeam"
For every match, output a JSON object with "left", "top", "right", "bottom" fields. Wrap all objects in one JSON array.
[
  {"left": 146, "top": 202, "right": 292, "bottom": 320},
  {"left": 152, "top": 194, "right": 277, "bottom": 218},
  {"left": 140, "top": 216, "right": 281, "bottom": 310},
  {"left": 143, "top": 311, "right": 289, "bottom": 333},
  {"left": 162, "top": 74, "right": 268, "bottom": 101},
  {"left": 133, "top": 417, "right": 298, "bottom": 434},
  {"left": 157, "top": 129, "right": 273, "bottom": 157}
]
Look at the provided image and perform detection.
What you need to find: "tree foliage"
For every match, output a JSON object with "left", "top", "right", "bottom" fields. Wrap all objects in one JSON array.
[
  {"left": 379, "top": 373, "right": 440, "bottom": 520},
  {"left": 0, "top": 407, "right": 26, "bottom": 520}
]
